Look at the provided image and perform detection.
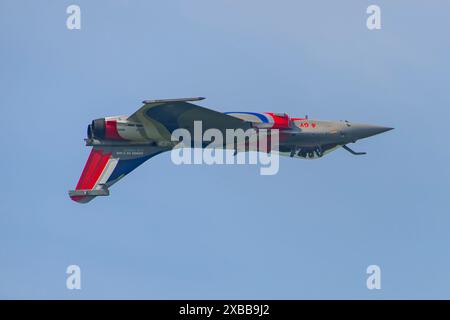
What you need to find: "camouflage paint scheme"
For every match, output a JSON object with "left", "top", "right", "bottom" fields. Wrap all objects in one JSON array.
[{"left": 69, "top": 97, "right": 393, "bottom": 203}]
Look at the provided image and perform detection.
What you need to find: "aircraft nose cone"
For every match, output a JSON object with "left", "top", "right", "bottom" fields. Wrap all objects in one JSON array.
[{"left": 350, "top": 123, "right": 394, "bottom": 140}]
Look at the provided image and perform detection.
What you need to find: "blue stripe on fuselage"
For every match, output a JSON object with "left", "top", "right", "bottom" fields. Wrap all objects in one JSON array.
[{"left": 224, "top": 112, "right": 269, "bottom": 123}]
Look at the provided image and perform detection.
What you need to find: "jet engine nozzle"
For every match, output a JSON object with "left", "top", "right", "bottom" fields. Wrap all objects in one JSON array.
[
  {"left": 87, "top": 118, "right": 127, "bottom": 141},
  {"left": 89, "top": 118, "right": 106, "bottom": 139}
]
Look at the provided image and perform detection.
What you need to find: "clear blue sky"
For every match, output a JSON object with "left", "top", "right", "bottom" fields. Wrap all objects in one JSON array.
[{"left": 1, "top": 0, "right": 449, "bottom": 299}]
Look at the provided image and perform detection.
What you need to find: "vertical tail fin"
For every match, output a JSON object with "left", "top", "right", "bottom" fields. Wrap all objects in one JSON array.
[{"left": 69, "top": 145, "right": 169, "bottom": 203}]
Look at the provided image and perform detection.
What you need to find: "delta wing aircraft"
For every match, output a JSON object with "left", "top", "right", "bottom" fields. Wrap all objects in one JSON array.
[{"left": 69, "top": 97, "right": 393, "bottom": 203}]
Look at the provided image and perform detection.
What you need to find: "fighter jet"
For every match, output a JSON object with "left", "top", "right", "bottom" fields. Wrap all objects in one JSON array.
[{"left": 69, "top": 97, "right": 393, "bottom": 203}]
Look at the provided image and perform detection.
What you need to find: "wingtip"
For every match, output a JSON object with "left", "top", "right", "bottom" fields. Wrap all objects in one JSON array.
[
  {"left": 68, "top": 188, "right": 109, "bottom": 203},
  {"left": 69, "top": 194, "right": 95, "bottom": 203}
]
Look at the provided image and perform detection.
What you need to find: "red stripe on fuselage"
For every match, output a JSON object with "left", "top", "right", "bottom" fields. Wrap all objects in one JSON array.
[
  {"left": 265, "top": 112, "right": 291, "bottom": 129},
  {"left": 105, "top": 120, "right": 124, "bottom": 140}
]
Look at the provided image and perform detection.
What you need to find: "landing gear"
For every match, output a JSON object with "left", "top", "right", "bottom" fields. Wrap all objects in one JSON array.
[
  {"left": 284, "top": 144, "right": 339, "bottom": 159},
  {"left": 342, "top": 145, "right": 366, "bottom": 155},
  {"left": 315, "top": 145, "right": 323, "bottom": 157},
  {"left": 290, "top": 146, "right": 296, "bottom": 158},
  {"left": 296, "top": 145, "right": 324, "bottom": 159}
]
